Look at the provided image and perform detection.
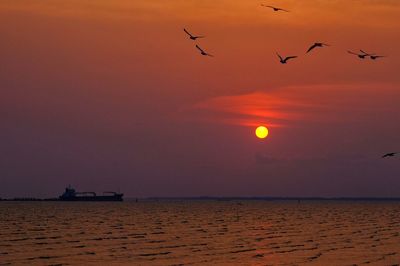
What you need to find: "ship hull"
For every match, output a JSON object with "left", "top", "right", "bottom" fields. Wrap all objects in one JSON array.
[{"left": 58, "top": 195, "right": 123, "bottom": 201}]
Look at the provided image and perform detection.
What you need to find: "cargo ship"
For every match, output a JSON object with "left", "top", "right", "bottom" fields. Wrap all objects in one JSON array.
[
  {"left": 0, "top": 186, "right": 124, "bottom": 201},
  {"left": 58, "top": 186, "right": 123, "bottom": 201}
]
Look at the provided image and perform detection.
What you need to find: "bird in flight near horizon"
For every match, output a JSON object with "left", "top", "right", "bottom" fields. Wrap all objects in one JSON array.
[
  {"left": 261, "top": 4, "right": 289, "bottom": 12},
  {"left": 184, "top": 28, "right": 205, "bottom": 41},
  {"left": 307, "top": 42, "right": 330, "bottom": 53},
  {"left": 276, "top": 52, "right": 297, "bottom": 64},
  {"left": 347, "top": 50, "right": 370, "bottom": 59},
  {"left": 382, "top": 152, "right": 397, "bottom": 158},
  {"left": 196, "top": 45, "right": 213, "bottom": 57}
]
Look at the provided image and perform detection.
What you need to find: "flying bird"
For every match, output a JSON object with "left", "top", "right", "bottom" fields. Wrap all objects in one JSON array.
[
  {"left": 276, "top": 52, "right": 297, "bottom": 64},
  {"left": 382, "top": 152, "right": 397, "bottom": 158},
  {"left": 196, "top": 45, "right": 213, "bottom": 57},
  {"left": 306, "top": 42, "right": 330, "bottom": 53},
  {"left": 359, "top": 50, "right": 387, "bottom": 60},
  {"left": 184, "top": 28, "right": 205, "bottom": 41},
  {"left": 356, "top": 50, "right": 387, "bottom": 60},
  {"left": 347, "top": 50, "right": 370, "bottom": 59},
  {"left": 261, "top": 4, "right": 289, "bottom": 12}
]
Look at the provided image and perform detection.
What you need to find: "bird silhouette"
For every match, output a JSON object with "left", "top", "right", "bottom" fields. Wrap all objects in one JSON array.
[
  {"left": 347, "top": 50, "right": 370, "bottom": 59},
  {"left": 358, "top": 50, "right": 387, "bottom": 60},
  {"left": 184, "top": 28, "right": 205, "bottom": 41},
  {"left": 382, "top": 152, "right": 397, "bottom": 158},
  {"left": 306, "top": 42, "right": 330, "bottom": 53},
  {"left": 276, "top": 52, "right": 297, "bottom": 64},
  {"left": 261, "top": 4, "right": 289, "bottom": 12},
  {"left": 196, "top": 45, "right": 213, "bottom": 57}
]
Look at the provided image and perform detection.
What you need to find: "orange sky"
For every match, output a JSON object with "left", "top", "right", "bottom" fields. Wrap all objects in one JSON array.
[{"left": 1, "top": 0, "right": 400, "bottom": 197}]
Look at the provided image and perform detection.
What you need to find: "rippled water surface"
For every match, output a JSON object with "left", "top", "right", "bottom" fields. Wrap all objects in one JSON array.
[{"left": 1, "top": 201, "right": 400, "bottom": 265}]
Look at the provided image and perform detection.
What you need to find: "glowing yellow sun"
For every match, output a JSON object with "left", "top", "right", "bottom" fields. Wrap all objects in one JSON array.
[{"left": 255, "top": 126, "right": 269, "bottom": 139}]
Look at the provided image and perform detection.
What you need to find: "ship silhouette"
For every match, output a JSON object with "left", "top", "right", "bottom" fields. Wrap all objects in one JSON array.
[{"left": 59, "top": 186, "right": 123, "bottom": 201}]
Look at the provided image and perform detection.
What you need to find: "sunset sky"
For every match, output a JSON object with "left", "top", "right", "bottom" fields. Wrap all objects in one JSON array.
[{"left": 1, "top": 0, "right": 400, "bottom": 197}]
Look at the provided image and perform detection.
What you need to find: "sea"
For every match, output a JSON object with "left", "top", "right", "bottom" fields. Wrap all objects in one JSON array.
[{"left": 1, "top": 200, "right": 400, "bottom": 265}]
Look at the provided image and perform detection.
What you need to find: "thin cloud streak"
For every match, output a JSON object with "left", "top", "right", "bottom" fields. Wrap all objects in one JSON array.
[{"left": 184, "top": 83, "right": 400, "bottom": 128}]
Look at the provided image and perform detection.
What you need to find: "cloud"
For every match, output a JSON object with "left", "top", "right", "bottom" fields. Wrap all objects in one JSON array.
[{"left": 181, "top": 83, "right": 400, "bottom": 128}]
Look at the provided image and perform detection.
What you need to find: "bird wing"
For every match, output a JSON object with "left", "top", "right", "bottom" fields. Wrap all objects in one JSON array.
[
  {"left": 196, "top": 45, "right": 205, "bottom": 53},
  {"left": 263, "top": 5, "right": 275, "bottom": 9},
  {"left": 307, "top": 44, "right": 317, "bottom": 53},
  {"left": 194, "top": 36, "right": 205, "bottom": 39},
  {"left": 347, "top": 51, "right": 358, "bottom": 55},
  {"left": 360, "top": 49, "right": 371, "bottom": 55},
  {"left": 279, "top": 8, "right": 289, "bottom": 12},
  {"left": 184, "top": 28, "right": 193, "bottom": 37},
  {"left": 382, "top": 152, "right": 396, "bottom": 157},
  {"left": 286, "top": 56, "right": 297, "bottom": 60},
  {"left": 276, "top": 52, "right": 283, "bottom": 61}
]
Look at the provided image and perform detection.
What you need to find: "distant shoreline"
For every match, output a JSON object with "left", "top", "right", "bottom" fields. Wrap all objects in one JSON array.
[
  {"left": 2, "top": 197, "right": 400, "bottom": 202},
  {"left": 143, "top": 197, "right": 400, "bottom": 201}
]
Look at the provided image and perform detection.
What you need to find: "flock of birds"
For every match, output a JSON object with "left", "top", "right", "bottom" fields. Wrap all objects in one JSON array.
[
  {"left": 183, "top": 3, "right": 387, "bottom": 62},
  {"left": 184, "top": 25, "right": 385, "bottom": 63},
  {"left": 183, "top": 3, "right": 395, "bottom": 159},
  {"left": 183, "top": 29, "right": 213, "bottom": 57}
]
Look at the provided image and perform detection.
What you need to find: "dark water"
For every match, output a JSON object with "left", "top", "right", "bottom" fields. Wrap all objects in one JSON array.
[{"left": 1, "top": 201, "right": 400, "bottom": 265}]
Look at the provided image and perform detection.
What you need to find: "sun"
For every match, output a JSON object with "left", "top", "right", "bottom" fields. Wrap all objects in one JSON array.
[{"left": 255, "top": 126, "right": 269, "bottom": 139}]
